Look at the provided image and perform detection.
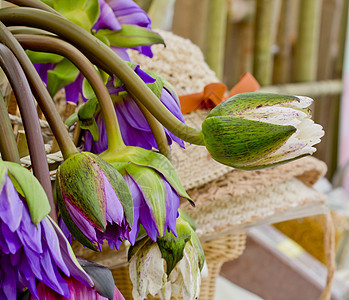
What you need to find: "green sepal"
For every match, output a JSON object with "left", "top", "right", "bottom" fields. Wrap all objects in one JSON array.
[
  {"left": 91, "top": 153, "right": 134, "bottom": 227},
  {"left": 82, "top": 78, "right": 96, "bottom": 100},
  {"left": 112, "top": 62, "right": 138, "bottom": 90},
  {"left": 94, "top": 30, "right": 111, "bottom": 47},
  {"left": 178, "top": 209, "right": 196, "bottom": 231},
  {"left": 144, "top": 70, "right": 163, "bottom": 99},
  {"left": 157, "top": 222, "right": 191, "bottom": 275},
  {"left": 41, "top": 0, "right": 53, "bottom": 6},
  {"left": 55, "top": 184, "right": 98, "bottom": 251},
  {"left": 47, "top": 58, "right": 80, "bottom": 97},
  {"left": 78, "top": 98, "right": 100, "bottom": 141},
  {"left": 104, "top": 147, "right": 192, "bottom": 204},
  {"left": 56, "top": 152, "right": 107, "bottom": 232},
  {"left": 65, "top": 112, "right": 78, "bottom": 127},
  {"left": 97, "top": 25, "right": 164, "bottom": 48},
  {"left": 188, "top": 226, "right": 205, "bottom": 271},
  {"left": 128, "top": 235, "right": 152, "bottom": 261},
  {"left": 0, "top": 163, "right": 7, "bottom": 191},
  {"left": 26, "top": 50, "right": 63, "bottom": 64},
  {"left": 208, "top": 93, "right": 300, "bottom": 117},
  {"left": 52, "top": 0, "right": 100, "bottom": 31},
  {"left": 202, "top": 117, "right": 296, "bottom": 168},
  {"left": 125, "top": 163, "right": 165, "bottom": 236},
  {"left": 2, "top": 161, "right": 50, "bottom": 225}
]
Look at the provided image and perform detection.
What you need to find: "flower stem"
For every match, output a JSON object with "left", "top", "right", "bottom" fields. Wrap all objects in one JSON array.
[
  {"left": 0, "top": 43, "right": 57, "bottom": 222},
  {"left": 15, "top": 33, "right": 126, "bottom": 152},
  {"left": 5, "top": 0, "right": 61, "bottom": 15},
  {"left": 0, "top": 93, "right": 20, "bottom": 163},
  {"left": 0, "top": 21, "right": 78, "bottom": 159},
  {"left": 0, "top": 7, "right": 206, "bottom": 146}
]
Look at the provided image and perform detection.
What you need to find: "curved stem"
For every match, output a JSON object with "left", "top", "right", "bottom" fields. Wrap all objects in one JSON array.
[
  {"left": 0, "top": 7, "right": 205, "bottom": 146},
  {"left": 0, "top": 43, "right": 57, "bottom": 221},
  {"left": 0, "top": 92, "right": 20, "bottom": 163},
  {"left": 15, "top": 33, "right": 126, "bottom": 152},
  {"left": 0, "top": 21, "right": 78, "bottom": 159},
  {"left": 5, "top": 0, "right": 62, "bottom": 15}
]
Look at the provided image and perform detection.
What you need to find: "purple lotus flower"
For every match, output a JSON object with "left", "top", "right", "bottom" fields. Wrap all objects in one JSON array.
[
  {"left": 0, "top": 174, "right": 93, "bottom": 299},
  {"left": 104, "top": 146, "right": 192, "bottom": 242},
  {"left": 84, "top": 66, "right": 185, "bottom": 153},
  {"left": 93, "top": 0, "right": 153, "bottom": 60},
  {"left": 34, "top": 0, "right": 155, "bottom": 103},
  {"left": 56, "top": 152, "right": 134, "bottom": 251},
  {"left": 32, "top": 276, "right": 125, "bottom": 300}
]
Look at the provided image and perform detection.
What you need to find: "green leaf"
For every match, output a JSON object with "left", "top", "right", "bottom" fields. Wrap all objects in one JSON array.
[
  {"left": 157, "top": 228, "right": 191, "bottom": 275},
  {"left": 78, "top": 98, "right": 100, "bottom": 141},
  {"left": 47, "top": 58, "right": 80, "bottom": 97},
  {"left": 202, "top": 116, "right": 296, "bottom": 169},
  {"left": 125, "top": 163, "right": 166, "bottom": 237},
  {"left": 3, "top": 161, "right": 50, "bottom": 225},
  {"left": 26, "top": 50, "right": 63, "bottom": 64},
  {"left": 53, "top": 0, "right": 100, "bottom": 31},
  {"left": 98, "top": 25, "right": 164, "bottom": 48}
]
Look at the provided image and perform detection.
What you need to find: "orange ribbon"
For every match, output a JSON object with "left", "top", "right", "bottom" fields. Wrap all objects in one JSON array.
[{"left": 179, "top": 72, "right": 260, "bottom": 114}]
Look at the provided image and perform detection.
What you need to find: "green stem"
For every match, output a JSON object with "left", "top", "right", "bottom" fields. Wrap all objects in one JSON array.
[
  {"left": 15, "top": 33, "right": 126, "bottom": 152},
  {"left": 0, "top": 20, "right": 78, "bottom": 159},
  {"left": 5, "top": 0, "right": 61, "bottom": 15},
  {"left": 0, "top": 7, "right": 205, "bottom": 146},
  {"left": 0, "top": 43, "right": 57, "bottom": 221},
  {"left": 0, "top": 92, "right": 20, "bottom": 163}
]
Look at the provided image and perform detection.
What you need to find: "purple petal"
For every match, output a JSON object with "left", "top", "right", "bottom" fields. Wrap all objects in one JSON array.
[
  {"left": 59, "top": 217, "right": 72, "bottom": 244},
  {"left": 64, "top": 73, "right": 86, "bottom": 104},
  {"left": 93, "top": 0, "right": 122, "bottom": 31},
  {"left": 1, "top": 222, "right": 21, "bottom": 254},
  {"left": 0, "top": 176, "right": 23, "bottom": 231},
  {"left": 0, "top": 257, "right": 16, "bottom": 300},
  {"left": 41, "top": 218, "right": 69, "bottom": 275},
  {"left": 34, "top": 63, "right": 55, "bottom": 85},
  {"left": 102, "top": 173, "right": 124, "bottom": 225},
  {"left": 111, "top": 46, "right": 131, "bottom": 61},
  {"left": 163, "top": 179, "right": 179, "bottom": 235},
  {"left": 64, "top": 200, "right": 98, "bottom": 243}
]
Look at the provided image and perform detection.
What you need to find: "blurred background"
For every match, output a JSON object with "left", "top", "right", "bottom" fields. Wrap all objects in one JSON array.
[{"left": 135, "top": 0, "right": 349, "bottom": 183}]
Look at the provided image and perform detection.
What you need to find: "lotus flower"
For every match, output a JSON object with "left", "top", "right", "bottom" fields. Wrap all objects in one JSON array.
[
  {"left": 93, "top": 0, "right": 153, "bottom": 60},
  {"left": 84, "top": 66, "right": 185, "bottom": 153},
  {"left": 31, "top": 276, "right": 124, "bottom": 300},
  {"left": 33, "top": 0, "right": 158, "bottom": 103},
  {"left": 0, "top": 169, "right": 93, "bottom": 299},
  {"left": 103, "top": 146, "right": 192, "bottom": 242},
  {"left": 128, "top": 216, "right": 204, "bottom": 300},
  {"left": 55, "top": 152, "right": 134, "bottom": 251},
  {"left": 202, "top": 93, "right": 324, "bottom": 170}
]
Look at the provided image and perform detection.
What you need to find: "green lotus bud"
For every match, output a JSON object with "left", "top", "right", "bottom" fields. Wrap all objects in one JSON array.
[
  {"left": 56, "top": 152, "right": 133, "bottom": 250},
  {"left": 202, "top": 93, "right": 324, "bottom": 170}
]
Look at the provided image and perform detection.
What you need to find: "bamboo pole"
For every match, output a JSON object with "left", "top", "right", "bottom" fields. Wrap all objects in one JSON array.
[
  {"left": 172, "top": 0, "right": 208, "bottom": 49},
  {"left": 253, "top": 0, "right": 276, "bottom": 86},
  {"left": 273, "top": 0, "right": 293, "bottom": 84},
  {"left": 204, "top": 0, "right": 228, "bottom": 80},
  {"left": 293, "top": 0, "right": 323, "bottom": 82},
  {"left": 317, "top": 0, "right": 342, "bottom": 80}
]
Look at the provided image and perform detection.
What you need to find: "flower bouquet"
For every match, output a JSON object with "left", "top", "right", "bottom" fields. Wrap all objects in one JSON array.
[{"left": 0, "top": 0, "right": 324, "bottom": 299}]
